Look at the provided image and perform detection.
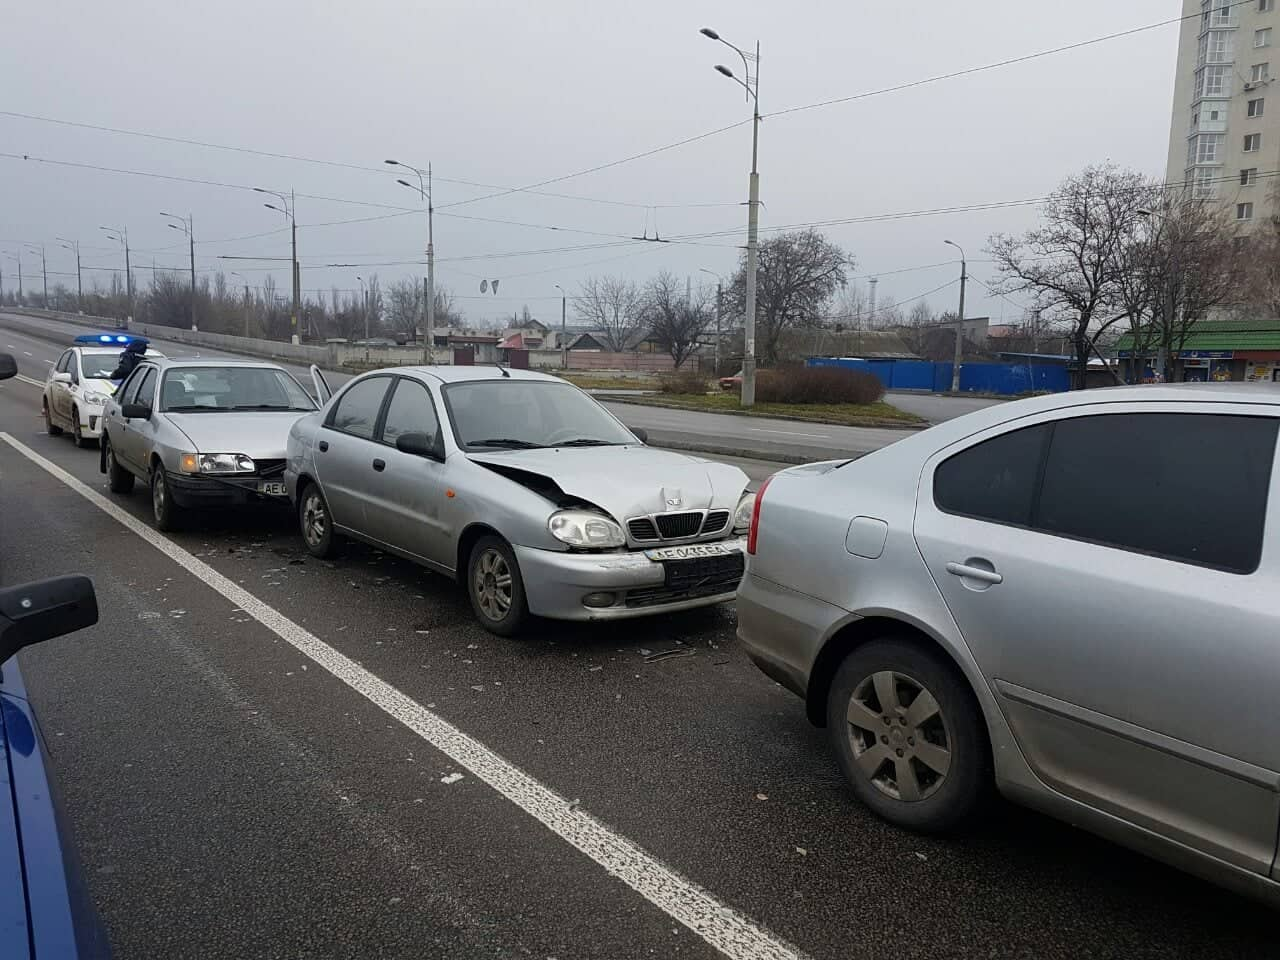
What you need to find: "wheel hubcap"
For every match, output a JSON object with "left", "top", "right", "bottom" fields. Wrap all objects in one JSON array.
[
  {"left": 847, "top": 670, "right": 952, "bottom": 802},
  {"left": 153, "top": 476, "right": 165, "bottom": 516},
  {"left": 473, "top": 549, "right": 513, "bottom": 621},
  {"left": 303, "top": 494, "right": 326, "bottom": 545}
]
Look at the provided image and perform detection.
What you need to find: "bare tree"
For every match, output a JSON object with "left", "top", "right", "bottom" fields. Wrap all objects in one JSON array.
[
  {"left": 386, "top": 279, "right": 421, "bottom": 338},
  {"left": 641, "top": 271, "right": 713, "bottom": 368},
  {"left": 833, "top": 282, "right": 869, "bottom": 330},
  {"left": 989, "top": 163, "right": 1156, "bottom": 389},
  {"left": 575, "top": 275, "right": 642, "bottom": 351},
  {"left": 728, "top": 229, "right": 852, "bottom": 364}
]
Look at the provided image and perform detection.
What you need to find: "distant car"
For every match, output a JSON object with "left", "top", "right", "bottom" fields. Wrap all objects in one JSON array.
[
  {"left": 43, "top": 336, "right": 165, "bottom": 448},
  {"left": 719, "top": 369, "right": 743, "bottom": 391},
  {"left": 98, "top": 357, "right": 318, "bottom": 530},
  {"left": 738, "top": 384, "right": 1280, "bottom": 903},
  {"left": 286, "top": 366, "right": 753, "bottom": 635}
]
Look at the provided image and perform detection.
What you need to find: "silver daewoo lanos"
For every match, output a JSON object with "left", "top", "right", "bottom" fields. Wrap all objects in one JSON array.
[
  {"left": 285, "top": 366, "right": 752, "bottom": 635},
  {"left": 737, "top": 383, "right": 1280, "bottom": 904}
]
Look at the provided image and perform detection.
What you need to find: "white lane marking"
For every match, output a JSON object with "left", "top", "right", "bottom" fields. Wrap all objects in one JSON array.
[
  {"left": 15, "top": 374, "right": 44, "bottom": 388},
  {"left": 4, "top": 344, "right": 13, "bottom": 348},
  {"left": 748, "top": 428, "right": 831, "bottom": 440},
  {"left": 43, "top": 359, "right": 53, "bottom": 364},
  {"left": 22, "top": 351, "right": 31, "bottom": 357},
  {"left": 0, "top": 431, "right": 808, "bottom": 960}
]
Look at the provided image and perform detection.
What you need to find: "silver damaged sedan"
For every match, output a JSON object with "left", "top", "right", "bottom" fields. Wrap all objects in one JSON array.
[{"left": 286, "top": 366, "right": 752, "bottom": 635}]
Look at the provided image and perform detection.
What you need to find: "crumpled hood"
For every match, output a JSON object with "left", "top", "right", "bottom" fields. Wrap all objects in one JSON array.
[
  {"left": 467, "top": 446, "right": 749, "bottom": 520},
  {"left": 164, "top": 412, "right": 309, "bottom": 458}
]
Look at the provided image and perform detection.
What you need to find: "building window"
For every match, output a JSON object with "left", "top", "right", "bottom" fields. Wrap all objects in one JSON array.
[
  {"left": 1239, "top": 202, "right": 1255, "bottom": 220},
  {"left": 1251, "top": 62, "right": 1271, "bottom": 82},
  {"left": 1199, "top": 64, "right": 1233, "bottom": 96},
  {"left": 1193, "top": 167, "right": 1218, "bottom": 197},
  {"left": 1209, "top": 30, "right": 1235, "bottom": 61},
  {"left": 1249, "top": 97, "right": 1266, "bottom": 117},
  {"left": 1258, "top": 28, "right": 1273, "bottom": 48},
  {"left": 1242, "top": 167, "right": 1259, "bottom": 185},
  {"left": 1190, "top": 133, "right": 1226, "bottom": 163},
  {"left": 1245, "top": 132, "right": 1262, "bottom": 151}
]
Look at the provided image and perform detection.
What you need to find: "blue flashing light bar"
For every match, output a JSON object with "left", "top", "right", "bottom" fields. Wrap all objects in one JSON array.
[{"left": 74, "top": 333, "right": 149, "bottom": 346}]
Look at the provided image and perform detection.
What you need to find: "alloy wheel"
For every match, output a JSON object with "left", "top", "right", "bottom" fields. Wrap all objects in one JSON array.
[
  {"left": 846, "top": 670, "right": 953, "bottom": 802},
  {"left": 302, "top": 491, "right": 327, "bottom": 546},
  {"left": 152, "top": 472, "right": 167, "bottom": 520},
  {"left": 473, "top": 548, "right": 513, "bottom": 622}
]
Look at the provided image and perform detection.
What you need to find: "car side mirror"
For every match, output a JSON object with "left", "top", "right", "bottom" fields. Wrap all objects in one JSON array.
[
  {"left": 53, "top": 371, "right": 73, "bottom": 384},
  {"left": 121, "top": 402, "right": 151, "bottom": 420},
  {"left": 395, "top": 432, "right": 441, "bottom": 459},
  {"left": 0, "top": 576, "right": 98, "bottom": 664},
  {"left": 0, "top": 354, "right": 15, "bottom": 381},
  {"left": 631, "top": 427, "right": 648, "bottom": 444}
]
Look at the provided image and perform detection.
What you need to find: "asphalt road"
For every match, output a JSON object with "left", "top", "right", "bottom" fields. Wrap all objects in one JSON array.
[
  {"left": 0, "top": 312, "right": 940, "bottom": 462},
  {"left": 0, "top": 328, "right": 1274, "bottom": 958}
]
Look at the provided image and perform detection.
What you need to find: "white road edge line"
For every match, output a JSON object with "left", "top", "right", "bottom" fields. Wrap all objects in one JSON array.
[
  {"left": 15, "top": 374, "right": 44, "bottom": 388},
  {"left": 0, "top": 431, "right": 808, "bottom": 960}
]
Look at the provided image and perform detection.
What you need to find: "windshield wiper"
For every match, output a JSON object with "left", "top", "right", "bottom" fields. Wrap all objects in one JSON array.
[
  {"left": 231, "top": 404, "right": 312, "bottom": 411},
  {"left": 165, "top": 404, "right": 221, "bottom": 412},
  {"left": 468, "top": 438, "right": 545, "bottom": 449},
  {"left": 554, "top": 438, "right": 622, "bottom": 447}
]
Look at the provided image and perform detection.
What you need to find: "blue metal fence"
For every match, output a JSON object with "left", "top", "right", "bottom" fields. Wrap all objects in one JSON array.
[{"left": 806, "top": 357, "right": 1069, "bottom": 396}]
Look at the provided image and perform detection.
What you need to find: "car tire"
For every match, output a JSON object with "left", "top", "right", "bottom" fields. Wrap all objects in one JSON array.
[
  {"left": 43, "top": 400, "right": 63, "bottom": 436},
  {"left": 151, "top": 467, "right": 180, "bottom": 532},
  {"left": 466, "top": 535, "right": 529, "bottom": 637},
  {"left": 826, "top": 638, "right": 989, "bottom": 834},
  {"left": 298, "top": 482, "right": 339, "bottom": 559},
  {"left": 72, "top": 407, "right": 92, "bottom": 448},
  {"left": 104, "top": 437, "right": 134, "bottom": 494}
]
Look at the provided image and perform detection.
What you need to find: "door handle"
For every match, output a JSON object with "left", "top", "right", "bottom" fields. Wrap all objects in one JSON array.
[
  {"left": 372, "top": 458, "right": 386, "bottom": 472},
  {"left": 318, "top": 440, "right": 328, "bottom": 452},
  {"left": 945, "top": 561, "right": 1003, "bottom": 585}
]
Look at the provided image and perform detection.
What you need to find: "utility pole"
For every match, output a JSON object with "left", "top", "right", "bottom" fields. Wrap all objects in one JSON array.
[
  {"left": 714, "top": 282, "right": 722, "bottom": 374},
  {"left": 944, "top": 240, "right": 967, "bottom": 392},
  {"left": 58, "top": 239, "right": 82, "bottom": 311},
  {"left": 555, "top": 284, "right": 568, "bottom": 369},
  {"left": 291, "top": 191, "right": 300, "bottom": 345},
  {"left": 426, "top": 164, "right": 435, "bottom": 365},
  {"left": 868, "top": 277, "right": 878, "bottom": 323},
  {"left": 189, "top": 216, "right": 197, "bottom": 331}
]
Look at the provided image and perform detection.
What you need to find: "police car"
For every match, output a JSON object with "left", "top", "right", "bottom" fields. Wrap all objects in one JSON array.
[{"left": 43, "top": 334, "right": 165, "bottom": 447}]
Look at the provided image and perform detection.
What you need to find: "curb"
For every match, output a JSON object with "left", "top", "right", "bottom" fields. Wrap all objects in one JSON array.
[{"left": 596, "top": 395, "right": 928, "bottom": 431}]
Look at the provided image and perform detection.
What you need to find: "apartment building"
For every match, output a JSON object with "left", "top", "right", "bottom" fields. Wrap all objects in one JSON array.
[{"left": 1166, "top": 0, "right": 1280, "bottom": 227}]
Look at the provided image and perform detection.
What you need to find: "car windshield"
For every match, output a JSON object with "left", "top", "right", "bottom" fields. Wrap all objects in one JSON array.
[
  {"left": 159, "top": 366, "right": 317, "bottom": 413},
  {"left": 81, "top": 353, "right": 126, "bottom": 379},
  {"left": 442, "top": 380, "right": 636, "bottom": 450}
]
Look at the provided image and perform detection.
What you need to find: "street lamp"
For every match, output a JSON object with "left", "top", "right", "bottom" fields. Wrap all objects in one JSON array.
[
  {"left": 56, "top": 238, "right": 82, "bottom": 311},
  {"left": 2, "top": 252, "right": 20, "bottom": 306},
  {"left": 1137, "top": 207, "right": 1174, "bottom": 382},
  {"left": 161, "top": 212, "right": 198, "bottom": 331},
  {"left": 229, "top": 271, "right": 252, "bottom": 337},
  {"left": 99, "top": 226, "right": 131, "bottom": 326},
  {"left": 699, "top": 268, "right": 724, "bottom": 376},
  {"left": 255, "top": 187, "right": 299, "bottom": 344},
  {"left": 385, "top": 159, "right": 435, "bottom": 363},
  {"left": 24, "top": 243, "right": 47, "bottom": 307},
  {"left": 701, "top": 26, "right": 761, "bottom": 406},
  {"left": 357, "top": 275, "right": 369, "bottom": 341},
  {"left": 943, "top": 240, "right": 968, "bottom": 393},
  {"left": 554, "top": 283, "right": 568, "bottom": 369}
]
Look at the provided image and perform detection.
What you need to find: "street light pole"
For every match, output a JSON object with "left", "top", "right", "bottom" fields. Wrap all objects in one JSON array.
[
  {"left": 99, "top": 226, "right": 131, "bottom": 325},
  {"left": 57, "top": 238, "right": 82, "bottom": 311},
  {"left": 385, "top": 160, "right": 435, "bottom": 363},
  {"left": 255, "top": 188, "right": 299, "bottom": 344},
  {"left": 943, "top": 240, "right": 967, "bottom": 392},
  {"left": 230, "top": 271, "right": 252, "bottom": 337},
  {"left": 702, "top": 27, "right": 761, "bottom": 407},
  {"left": 554, "top": 284, "right": 568, "bottom": 368},
  {"left": 162, "top": 213, "right": 198, "bottom": 331},
  {"left": 699, "top": 268, "right": 723, "bottom": 376},
  {"left": 26, "top": 245, "right": 47, "bottom": 306},
  {"left": 357, "top": 276, "right": 368, "bottom": 341}
]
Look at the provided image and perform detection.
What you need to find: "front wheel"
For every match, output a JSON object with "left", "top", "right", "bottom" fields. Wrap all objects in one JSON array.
[
  {"left": 151, "top": 468, "right": 180, "bottom": 532},
  {"left": 466, "top": 536, "right": 529, "bottom": 637},
  {"left": 298, "top": 483, "right": 339, "bottom": 558},
  {"left": 43, "top": 400, "right": 63, "bottom": 436},
  {"left": 826, "top": 638, "right": 989, "bottom": 834},
  {"left": 104, "top": 437, "right": 134, "bottom": 494},
  {"left": 72, "top": 408, "right": 93, "bottom": 448}
]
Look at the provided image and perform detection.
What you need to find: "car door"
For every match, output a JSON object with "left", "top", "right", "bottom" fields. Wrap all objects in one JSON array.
[
  {"left": 314, "top": 376, "right": 394, "bottom": 536},
  {"left": 913, "top": 403, "right": 1280, "bottom": 876},
  {"left": 114, "top": 365, "right": 158, "bottom": 473},
  {"left": 361, "top": 377, "right": 449, "bottom": 565},
  {"left": 49, "top": 351, "right": 72, "bottom": 421}
]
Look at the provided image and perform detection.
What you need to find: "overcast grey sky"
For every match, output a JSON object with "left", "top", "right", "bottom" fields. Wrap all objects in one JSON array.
[{"left": 1, "top": 0, "right": 1179, "bottom": 328}]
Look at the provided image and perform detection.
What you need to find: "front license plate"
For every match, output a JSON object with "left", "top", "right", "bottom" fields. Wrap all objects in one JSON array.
[
  {"left": 644, "top": 542, "right": 739, "bottom": 562},
  {"left": 257, "top": 482, "right": 288, "bottom": 497}
]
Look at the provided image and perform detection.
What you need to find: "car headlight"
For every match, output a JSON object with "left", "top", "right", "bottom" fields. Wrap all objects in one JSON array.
[
  {"left": 548, "top": 509, "right": 625, "bottom": 549},
  {"left": 84, "top": 391, "right": 112, "bottom": 406},
  {"left": 734, "top": 492, "right": 757, "bottom": 532},
  {"left": 179, "top": 453, "right": 256, "bottom": 474}
]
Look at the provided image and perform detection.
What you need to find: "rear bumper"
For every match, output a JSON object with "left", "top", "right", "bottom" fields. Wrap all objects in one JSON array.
[
  {"left": 514, "top": 537, "right": 746, "bottom": 621},
  {"left": 165, "top": 471, "right": 290, "bottom": 509}
]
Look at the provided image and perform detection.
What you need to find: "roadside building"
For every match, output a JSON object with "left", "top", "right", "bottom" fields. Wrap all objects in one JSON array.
[{"left": 1115, "top": 318, "right": 1280, "bottom": 383}]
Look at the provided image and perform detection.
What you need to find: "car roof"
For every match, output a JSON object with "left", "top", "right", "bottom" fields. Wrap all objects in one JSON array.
[
  {"left": 389, "top": 365, "right": 564, "bottom": 385},
  {"left": 139, "top": 356, "right": 287, "bottom": 371},
  {"left": 76, "top": 345, "right": 166, "bottom": 357}
]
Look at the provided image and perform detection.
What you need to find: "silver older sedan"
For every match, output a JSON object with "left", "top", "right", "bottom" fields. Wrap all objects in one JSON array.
[
  {"left": 99, "top": 357, "right": 318, "bottom": 530},
  {"left": 286, "top": 366, "right": 752, "bottom": 635}
]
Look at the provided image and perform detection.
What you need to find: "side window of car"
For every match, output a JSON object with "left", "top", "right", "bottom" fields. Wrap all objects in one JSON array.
[
  {"left": 1036, "top": 413, "right": 1278, "bottom": 573},
  {"left": 327, "top": 376, "right": 390, "bottom": 440},
  {"left": 56, "top": 351, "right": 71, "bottom": 373},
  {"left": 933, "top": 424, "right": 1051, "bottom": 526},
  {"left": 119, "top": 367, "right": 146, "bottom": 405},
  {"left": 69, "top": 354, "right": 80, "bottom": 385},
  {"left": 380, "top": 379, "right": 441, "bottom": 448},
  {"left": 131, "top": 367, "right": 158, "bottom": 410}
]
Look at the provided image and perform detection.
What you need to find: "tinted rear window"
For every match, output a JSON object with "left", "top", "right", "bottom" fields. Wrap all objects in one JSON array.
[
  {"left": 934, "top": 424, "right": 1050, "bottom": 526},
  {"left": 1036, "top": 413, "right": 1277, "bottom": 573}
]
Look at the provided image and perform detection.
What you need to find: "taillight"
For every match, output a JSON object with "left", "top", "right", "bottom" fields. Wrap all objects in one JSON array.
[{"left": 747, "top": 475, "right": 772, "bottom": 555}]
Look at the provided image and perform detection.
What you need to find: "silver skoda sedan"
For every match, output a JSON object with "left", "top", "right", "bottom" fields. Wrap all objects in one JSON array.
[
  {"left": 738, "top": 384, "right": 1280, "bottom": 903},
  {"left": 285, "top": 366, "right": 753, "bottom": 635},
  {"left": 99, "top": 357, "right": 318, "bottom": 530}
]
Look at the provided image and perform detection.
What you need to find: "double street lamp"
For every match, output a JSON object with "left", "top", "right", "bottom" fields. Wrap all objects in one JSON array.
[
  {"left": 385, "top": 159, "right": 435, "bottom": 364},
  {"left": 701, "top": 26, "right": 761, "bottom": 407},
  {"left": 255, "top": 188, "right": 299, "bottom": 344},
  {"left": 161, "top": 212, "right": 198, "bottom": 331},
  {"left": 99, "top": 226, "right": 132, "bottom": 324},
  {"left": 56, "top": 238, "right": 82, "bottom": 311}
]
